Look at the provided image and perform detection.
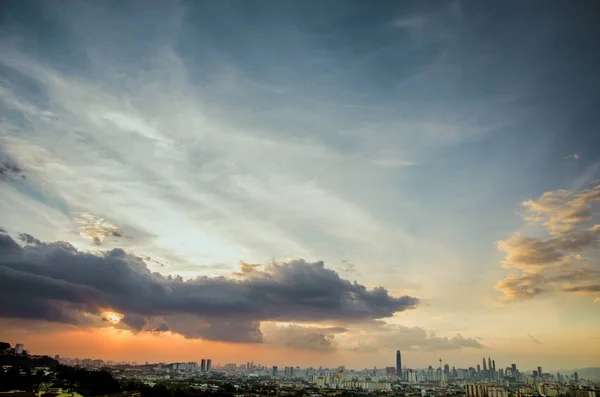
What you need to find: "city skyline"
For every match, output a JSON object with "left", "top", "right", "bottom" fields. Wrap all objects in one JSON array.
[
  {"left": 1, "top": 0, "right": 600, "bottom": 372},
  {"left": 0, "top": 341, "right": 591, "bottom": 376}
]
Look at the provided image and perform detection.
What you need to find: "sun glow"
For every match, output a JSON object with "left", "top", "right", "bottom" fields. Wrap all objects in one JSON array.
[{"left": 103, "top": 311, "right": 123, "bottom": 325}]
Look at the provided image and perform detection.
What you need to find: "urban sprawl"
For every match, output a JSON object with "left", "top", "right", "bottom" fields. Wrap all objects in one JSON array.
[{"left": 0, "top": 343, "right": 597, "bottom": 397}]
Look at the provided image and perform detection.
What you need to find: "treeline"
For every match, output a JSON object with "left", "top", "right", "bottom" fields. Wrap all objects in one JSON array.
[
  {"left": 123, "top": 381, "right": 235, "bottom": 397},
  {"left": 0, "top": 354, "right": 59, "bottom": 368},
  {"left": 0, "top": 355, "right": 59, "bottom": 392},
  {"left": 0, "top": 355, "right": 120, "bottom": 396},
  {"left": 53, "top": 365, "right": 121, "bottom": 396}
]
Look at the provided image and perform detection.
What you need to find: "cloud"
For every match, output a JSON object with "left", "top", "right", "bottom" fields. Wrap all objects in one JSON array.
[
  {"left": 496, "top": 226, "right": 600, "bottom": 269},
  {"left": 0, "top": 231, "right": 419, "bottom": 343},
  {"left": 74, "top": 212, "right": 126, "bottom": 245},
  {"left": 560, "top": 284, "right": 600, "bottom": 294},
  {"left": 527, "top": 333, "right": 542, "bottom": 344},
  {"left": 0, "top": 148, "right": 26, "bottom": 182},
  {"left": 565, "top": 153, "right": 581, "bottom": 160},
  {"left": 261, "top": 323, "right": 348, "bottom": 352},
  {"left": 496, "top": 184, "right": 600, "bottom": 303},
  {"left": 495, "top": 272, "right": 547, "bottom": 302},
  {"left": 337, "top": 321, "right": 484, "bottom": 353},
  {"left": 521, "top": 185, "right": 600, "bottom": 236}
]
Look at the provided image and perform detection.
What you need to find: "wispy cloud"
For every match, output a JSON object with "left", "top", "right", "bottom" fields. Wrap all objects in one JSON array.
[{"left": 527, "top": 333, "right": 542, "bottom": 344}]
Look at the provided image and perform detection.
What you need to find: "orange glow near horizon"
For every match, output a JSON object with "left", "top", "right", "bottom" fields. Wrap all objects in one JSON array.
[{"left": 1, "top": 318, "right": 599, "bottom": 370}]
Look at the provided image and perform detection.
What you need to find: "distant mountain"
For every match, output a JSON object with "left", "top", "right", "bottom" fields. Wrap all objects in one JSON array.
[{"left": 554, "top": 368, "right": 600, "bottom": 380}]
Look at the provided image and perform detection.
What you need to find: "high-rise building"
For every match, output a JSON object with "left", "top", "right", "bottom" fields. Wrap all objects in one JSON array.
[
  {"left": 574, "top": 372, "right": 579, "bottom": 383},
  {"left": 15, "top": 344, "right": 24, "bottom": 355},
  {"left": 272, "top": 366, "right": 278, "bottom": 376},
  {"left": 477, "top": 364, "right": 481, "bottom": 373},
  {"left": 492, "top": 360, "right": 496, "bottom": 371},
  {"left": 511, "top": 364, "right": 517, "bottom": 373},
  {"left": 396, "top": 350, "right": 402, "bottom": 378},
  {"left": 483, "top": 357, "right": 487, "bottom": 372},
  {"left": 206, "top": 359, "right": 211, "bottom": 372},
  {"left": 284, "top": 366, "right": 295, "bottom": 377},
  {"left": 488, "top": 357, "right": 492, "bottom": 372},
  {"left": 201, "top": 359, "right": 206, "bottom": 372},
  {"left": 537, "top": 366, "right": 543, "bottom": 376}
]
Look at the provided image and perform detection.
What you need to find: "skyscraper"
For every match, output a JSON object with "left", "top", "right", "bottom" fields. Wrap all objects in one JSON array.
[
  {"left": 206, "top": 359, "right": 212, "bottom": 372},
  {"left": 492, "top": 360, "right": 496, "bottom": 371},
  {"left": 15, "top": 344, "right": 24, "bottom": 355},
  {"left": 272, "top": 366, "right": 278, "bottom": 376},
  {"left": 396, "top": 350, "right": 402, "bottom": 378},
  {"left": 200, "top": 359, "right": 206, "bottom": 372},
  {"left": 538, "top": 366, "right": 543, "bottom": 377},
  {"left": 483, "top": 357, "right": 487, "bottom": 371},
  {"left": 488, "top": 357, "right": 492, "bottom": 372}
]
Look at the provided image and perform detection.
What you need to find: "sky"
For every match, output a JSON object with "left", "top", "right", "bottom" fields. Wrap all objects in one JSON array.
[{"left": 1, "top": 0, "right": 600, "bottom": 372}]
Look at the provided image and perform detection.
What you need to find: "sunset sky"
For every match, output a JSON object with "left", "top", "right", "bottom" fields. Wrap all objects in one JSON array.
[{"left": 1, "top": 1, "right": 599, "bottom": 372}]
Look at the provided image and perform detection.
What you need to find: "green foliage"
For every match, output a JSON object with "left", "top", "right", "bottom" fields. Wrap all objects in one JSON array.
[{"left": 54, "top": 365, "right": 121, "bottom": 396}]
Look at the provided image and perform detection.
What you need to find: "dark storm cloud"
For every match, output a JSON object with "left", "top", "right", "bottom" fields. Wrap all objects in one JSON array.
[{"left": 0, "top": 231, "right": 419, "bottom": 342}]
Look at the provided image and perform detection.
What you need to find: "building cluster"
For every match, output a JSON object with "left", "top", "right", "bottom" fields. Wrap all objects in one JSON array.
[
  {"left": 313, "top": 367, "right": 391, "bottom": 391},
  {"left": 171, "top": 359, "right": 211, "bottom": 373},
  {"left": 2, "top": 340, "right": 598, "bottom": 397},
  {"left": 0, "top": 342, "right": 26, "bottom": 356}
]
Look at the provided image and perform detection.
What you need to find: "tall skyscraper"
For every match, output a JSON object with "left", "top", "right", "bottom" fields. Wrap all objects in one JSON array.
[
  {"left": 511, "top": 364, "right": 517, "bottom": 373},
  {"left": 477, "top": 364, "right": 481, "bottom": 373},
  {"left": 200, "top": 359, "right": 206, "bottom": 372},
  {"left": 272, "top": 366, "right": 278, "bottom": 376},
  {"left": 488, "top": 357, "right": 492, "bottom": 372},
  {"left": 482, "top": 357, "right": 487, "bottom": 371},
  {"left": 206, "top": 359, "right": 212, "bottom": 372},
  {"left": 15, "top": 344, "right": 24, "bottom": 355},
  {"left": 538, "top": 366, "right": 543, "bottom": 376},
  {"left": 492, "top": 360, "right": 496, "bottom": 371},
  {"left": 396, "top": 350, "right": 402, "bottom": 378}
]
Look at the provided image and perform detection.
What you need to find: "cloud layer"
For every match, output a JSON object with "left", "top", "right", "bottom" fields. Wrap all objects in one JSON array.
[
  {"left": 496, "top": 184, "right": 600, "bottom": 302},
  {"left": 336, "top": 321, "right": 484, "bottom": 353},
  {"left": 0, "top": 231, "right": 419, "bottom": 343}
]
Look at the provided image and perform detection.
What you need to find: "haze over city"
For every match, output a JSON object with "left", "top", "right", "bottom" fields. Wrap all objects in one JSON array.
[{"left": 1, "top": 0, "right": 600, "bottom": 374}]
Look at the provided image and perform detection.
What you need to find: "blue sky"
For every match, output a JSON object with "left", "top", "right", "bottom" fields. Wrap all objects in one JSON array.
[{"left": 1, "top": 0, "right": 599, "bottom": 369}]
